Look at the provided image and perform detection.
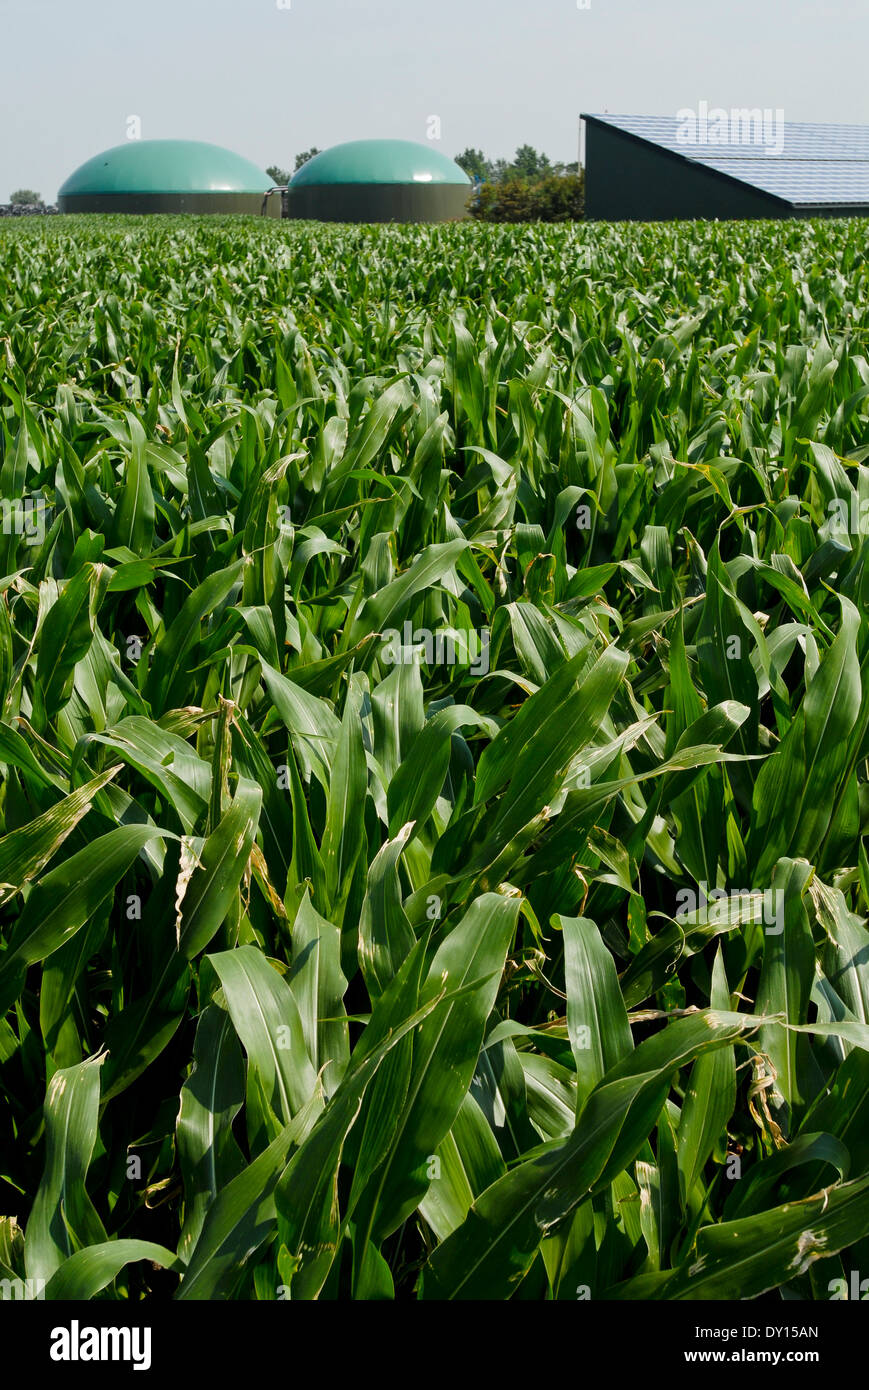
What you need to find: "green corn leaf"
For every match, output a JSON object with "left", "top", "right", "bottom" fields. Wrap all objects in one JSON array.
[
  {"left": 44, "top": 1239, "right": 182, "bottom": 1300},
  {"left": 176, "top": 1004, "right": 247, "bottom": 1262},
  {"left": 209, "top": 945, "right": 318, "bottom": 1144},
  {"left": 676, "top": 946, "right": 736, "bottom": 1200},
  {"left": 25, "top": 1054, "right": 108, "bottom": 1286},
  {"left": 176, "top": 777, "right": 262, "bottom": 960},
  {"left": 560, "top": 913, "right": 633, "bottom": 1111}
]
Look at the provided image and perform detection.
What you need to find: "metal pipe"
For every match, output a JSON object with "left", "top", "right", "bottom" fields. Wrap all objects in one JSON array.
[{"left": 260, "top": 186, "right": 287, "bottom": 217}]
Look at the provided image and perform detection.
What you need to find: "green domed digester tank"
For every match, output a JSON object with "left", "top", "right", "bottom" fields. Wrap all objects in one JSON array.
[
  {"left": 58, "top": 140, "right": 280, "bottom": 215},
  {"left": 288, "top": 140, "right": 472, "bottom": 223}
]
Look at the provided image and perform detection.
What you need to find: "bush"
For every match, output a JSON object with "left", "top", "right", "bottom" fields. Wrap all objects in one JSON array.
[{"left": 471, "top": 172, "right": 584, "bottom": 223}]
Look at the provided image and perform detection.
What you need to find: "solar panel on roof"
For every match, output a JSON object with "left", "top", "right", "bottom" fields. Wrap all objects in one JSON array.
[
  {"left": 701, "top": 159, "right": 869, "bottom": 205},
  {"left": 582, "top": 114, "right": 869, "bottom": 208}
]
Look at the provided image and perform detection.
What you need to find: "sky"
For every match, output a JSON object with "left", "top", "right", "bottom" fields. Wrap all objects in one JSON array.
[{"left": 1, "top": 0, "right": 866, "bottom": 201}]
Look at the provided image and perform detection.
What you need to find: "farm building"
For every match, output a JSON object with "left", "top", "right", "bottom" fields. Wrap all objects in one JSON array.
[
  {"left": 582, "top": 113, "right": 869, "bottom": 220},
  {"left": 287, "top": 140, "right": 472, "bottom": 223},
  {"left": 58, "top": 140, "right": 280, "bottom": 215}
]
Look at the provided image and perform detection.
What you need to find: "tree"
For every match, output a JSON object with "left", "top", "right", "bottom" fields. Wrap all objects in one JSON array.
[
  {"left": 10, "top": 189, "right": 41, "bottom": 206},
  {"left": 454, "top": 147, "right": 490, "bottom": 181},
  {"left": 509, "top": 145, "right": 551, "bottom": 180},
  {"left": 454, "top": 147, "right": 576, "bottom": 187},
  {"left": 294, "top": 148, "right": 321, "bottom": 171},
  {"left": 266, "top": 166, "right": 291, "bottom": 187}
]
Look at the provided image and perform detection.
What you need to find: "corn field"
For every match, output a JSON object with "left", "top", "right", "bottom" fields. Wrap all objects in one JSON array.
[{"left": 0, "top": 214, "right": 868, "bottom": 1302}]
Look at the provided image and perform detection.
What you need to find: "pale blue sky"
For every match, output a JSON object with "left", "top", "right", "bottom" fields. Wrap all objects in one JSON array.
[{"left": 1, "top": 0, "right": 865, "bottom": 201}]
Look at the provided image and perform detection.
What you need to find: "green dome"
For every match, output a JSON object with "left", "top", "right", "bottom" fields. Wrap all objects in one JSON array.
[
  {"left": 291, "top": 141, "right": 471, "bottom": 188},
  {"left": 59, "top": 140, "right": 272, "bottom": 197}
]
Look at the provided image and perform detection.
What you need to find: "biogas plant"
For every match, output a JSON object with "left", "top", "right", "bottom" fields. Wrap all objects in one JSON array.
[
  {"left": 57, "top": 137, "right": 472, "bottom": 222},
  {"left": 58, "top": 140, "right": 284, "bottom": 217}
]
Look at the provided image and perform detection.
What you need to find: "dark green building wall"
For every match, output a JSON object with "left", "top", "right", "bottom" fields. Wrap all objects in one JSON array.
[
  {"left": 287, "top": 183, "right": 471, "bottom": 223},
  {"left": 58, "top": 192, "right": 281, "bottom": 216},
  {"left": 584, "top": 118, "right": 792, "bottom": 221}
]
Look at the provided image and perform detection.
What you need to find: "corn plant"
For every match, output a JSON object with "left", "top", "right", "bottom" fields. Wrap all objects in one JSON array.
[{"left": 0, "top": 214, "right": 867, "bottom": 1300}]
